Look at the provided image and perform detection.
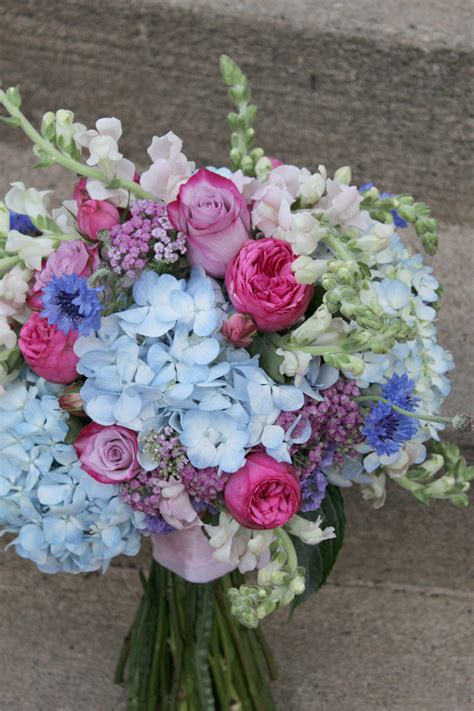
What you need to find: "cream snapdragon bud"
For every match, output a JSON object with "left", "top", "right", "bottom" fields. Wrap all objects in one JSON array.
[
  {"left": 292, "top": 255, "right": 329, "bottom": 284},
  {"left": 355, "top": 221, "right": 394, "bottom": 254},
  {"left": 254, "top": 156, "right": 273, "bottom": 179},
  {"left": 334, "top": 165, "right": 352, "bottom": 185},
  {"left": 276, "top": 348, "right": 312, "bottom": 381},
  {"left": 298, "top": 166, "right": 327, "bottom": 207},
  {"left": 290, "top": 304, "right": 332, "bottom": 346},
  {"left": 282, "top": 212, "right": 327, "bottom": 255},
  {"left": 41, "top": 111, "right": 56, "bottom": 140}
]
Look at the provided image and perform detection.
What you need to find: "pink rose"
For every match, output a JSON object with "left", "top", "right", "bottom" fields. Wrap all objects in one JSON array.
[
  {"left": 221, "top": 313, "right": 256, "bottom": 348},
  {"left": 224, "top": 452, "right": 301, "bottom": 529},
  {"left": 73, "top": 422, "right": 140, "bottom": 484},
  {"left": 59, "top": 384, "right": 86, "bottom": 416},
  {"left": 18, "top": 312, "right": 79, "bottom": 384},
  {"left": 225, "top": 238, "right": 314, "bottom": 332},
  {"left": 77, "top": 199, "right": 120, "bottom": 241},
  {"left": 167, "top": 168, "right": 251, "bottom": 278},
  {"left": 28, "top": 240, "right": 100, "bottom": 310},
  {"left": 73, "top": 177, "right": 89, "bottom": 206}
]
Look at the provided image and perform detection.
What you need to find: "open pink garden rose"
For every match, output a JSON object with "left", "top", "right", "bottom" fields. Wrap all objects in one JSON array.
[
  {"left": 225, "top": 238, "right": 314, "bottom": 332},
  {"left": 167, "top": 168, "right": 251, "bottom": 277},
  {"left": 18, "top": 312, "right": 79, "bottom": 384},
  {"left": 224, "top": 452, "right": 301, "bottom": 529}
]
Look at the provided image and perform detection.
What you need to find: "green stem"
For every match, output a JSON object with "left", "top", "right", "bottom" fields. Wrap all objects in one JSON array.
[
  {"left": 322, "top": 232, "right": 355, "bottom": 262},
  {"left": 355, "top": 395, "right": 455, "bottom": 427},
  {"left": 0, "top": 89, "right": 153, "bottom": 200},
  {"left": 0, "top": 255, "right": 21, "bottom": 274}
]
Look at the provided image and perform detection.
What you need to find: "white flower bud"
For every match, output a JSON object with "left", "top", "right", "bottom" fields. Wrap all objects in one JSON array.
[
  {"left": 292, "top": 255, "right": 329, "bottom": 284},
  {"left": 334, "top": 165, "right": 352, "bottom": 185},
  {"left": 290, "top": 304, "right": 333, "bottom": 346},
  {"left": 298, "top": 166, "right": 327, "bottom": 207}
]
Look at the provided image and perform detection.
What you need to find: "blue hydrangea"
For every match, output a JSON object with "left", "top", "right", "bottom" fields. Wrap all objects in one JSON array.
[
  {"left": 76, "top": 270, "right": 308, "bottom": 472},
  {"left": 0, "top": 374, "right": 144, "bottom": 574},
  {"left": 41, "top": 272, "right": 103, "bottom": 336}
]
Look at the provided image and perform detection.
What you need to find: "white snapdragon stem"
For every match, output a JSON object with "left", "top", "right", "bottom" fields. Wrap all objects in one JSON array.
[{"left": 0, "top": 88, "right": 154, "bottom": 201}]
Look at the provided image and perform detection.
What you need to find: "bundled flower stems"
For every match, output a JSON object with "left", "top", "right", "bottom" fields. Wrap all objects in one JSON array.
[{"left": 0, "top": 56, "right": 472, "bottom": 710}]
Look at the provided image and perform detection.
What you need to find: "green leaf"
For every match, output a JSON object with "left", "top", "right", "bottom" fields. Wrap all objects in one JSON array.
[
  {"left": 64, "top": 415, "right": 84, "bottom": 444},
  {"left": 292, "top": 485, "right": 346, "bottom": 608},
  {"left": 248, "top": 333, "right": 285, "bottom": 383}
]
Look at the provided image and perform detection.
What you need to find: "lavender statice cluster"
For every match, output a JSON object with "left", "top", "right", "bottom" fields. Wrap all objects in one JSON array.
[
  {"left": 278, "top": 380, "right": 364, "bottom": 479},
  {"left": 108, "top": 200, "right": 186, "bottom": 279}
]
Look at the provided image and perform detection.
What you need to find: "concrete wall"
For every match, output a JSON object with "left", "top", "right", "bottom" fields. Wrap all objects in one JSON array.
[{"left": 0, "top": 2, "right": 473, "bottom": 709}]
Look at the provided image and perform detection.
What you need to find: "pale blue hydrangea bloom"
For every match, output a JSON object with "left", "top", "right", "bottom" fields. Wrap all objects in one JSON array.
[
  {"left": 0, "top": 374, "right": 145, "bottom": 574},
  {"left": 76, "top": 270, "right": 309, "bottom": 472}
]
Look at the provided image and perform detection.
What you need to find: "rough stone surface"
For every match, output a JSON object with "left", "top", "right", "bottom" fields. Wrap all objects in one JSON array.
[
  {"left": 0, "top": 2, "right": 473, "bottom": 708},
  {"left": 1, "top": 483, "right": 473, "bottom": 711},
  {"left": 0, "top": 0, "right": 473, "bottom": 220}
]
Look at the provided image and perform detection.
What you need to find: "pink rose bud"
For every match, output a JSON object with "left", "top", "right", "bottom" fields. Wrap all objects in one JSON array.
[
  {"left": 77, "top": 199, "right": 120, "bottom": 241},
  {"left": 59, "top": 384, "right": 86, "bottom": 416},
  {"left": 224, "top": 452, "right": 301, "bottom": 529},
  {"left": 221, "top": 313, "right": 256, "bottom": 348},
  {"left": 18, "top": 312, "right": 79, "bottom": 384},
  {"left": 73, "top": 177, "right": 90, "bottom": 206},
  {"left": 269, "top": 157, "right": 283, "bottom": 168},
  {"left": 28, "top": 240, "right": 100, "bottom": 310},
  {"left": 167, "top": 168, "right": 251, "bottom": 278},
  {"left": 73, "top": 422, "right": 140, "bottom": 484},
  {"left": 225, "top": 238, "right": 314, "bottom": 332}
]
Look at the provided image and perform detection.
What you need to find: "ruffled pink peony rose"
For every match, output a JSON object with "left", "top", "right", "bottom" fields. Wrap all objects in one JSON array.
[
  {"left": 167, "top": 168, "right": 251, "bottom": 278},
  {"left": 224, "top": 452, "right": 301, "bottom": 529},
  {"left": 221, "top": 313, "right": 256, "bottom": 348},
  {"left": 73, "top": 422, "right": 140, "bottom": 484},
  {"left": 28, "top": 240, "right": 100, "bottom": 310},
  {"left": 18, "top": 312, "right": 79, "bottom": 384},
  {"left": 77, "top": 199, "right": 120, "bottom": 241},
  {"left": 225, "top": 238, "right": 314, "bottom": 332}
]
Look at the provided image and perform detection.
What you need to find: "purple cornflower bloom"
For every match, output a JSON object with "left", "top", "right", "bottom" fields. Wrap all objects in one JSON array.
[
  {"left": 41, "top": 272, "right": 102, "bottom": 335},
  {"left": 108, "top": 200, "right": 186, "bottom": 279},
  {"left": 9, "top": 210, "right": 41, "bottom": 236},
  {"left": 381, "top": 373, "right": 420, "bottom": 412},
  {"left": 362, "top": 402, "right": 418, "bottom": 456}
]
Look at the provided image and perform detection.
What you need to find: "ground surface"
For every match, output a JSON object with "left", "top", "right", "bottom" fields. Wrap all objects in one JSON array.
[{"left": 0, "top": 2, "right": 473, "bottom": 708}]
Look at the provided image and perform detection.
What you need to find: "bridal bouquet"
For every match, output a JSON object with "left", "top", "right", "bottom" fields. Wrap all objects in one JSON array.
[{"left": 0, "top": 56, "right": 472, "bottom": 710}]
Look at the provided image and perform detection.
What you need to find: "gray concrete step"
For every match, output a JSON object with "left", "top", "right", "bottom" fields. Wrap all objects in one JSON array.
[{"left": 0, "top": 0, "right": 473, "bottom": 221}]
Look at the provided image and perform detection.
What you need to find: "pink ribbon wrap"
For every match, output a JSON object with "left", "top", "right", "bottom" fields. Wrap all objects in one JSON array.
[{"left": 151, "top": 527, "right": 238, "bottom": 583}]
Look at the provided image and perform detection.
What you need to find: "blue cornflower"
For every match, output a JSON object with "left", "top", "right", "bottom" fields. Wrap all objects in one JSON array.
[
  {"left": 9, "top": 210, "right": 41, "bottom": 236},
  {"left": 41, "top": 272, "right": 103, "bottom": 336},
  {"left": 381, "top": 373, "right": 420, "bottom": 412},
  {"left": 362, "top": 401, "right": 418, "bottom": 456},
  {"left": 359, "top": 182, "right": 408, "bottom": 228}
]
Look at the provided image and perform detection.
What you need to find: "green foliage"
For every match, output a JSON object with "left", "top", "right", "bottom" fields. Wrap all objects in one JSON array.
[
  {"left": 396, "top": 440, "right": 474, "bottom": 507},
  {"left": 292, "top": 485, "right": 346, "bottom": 608}
]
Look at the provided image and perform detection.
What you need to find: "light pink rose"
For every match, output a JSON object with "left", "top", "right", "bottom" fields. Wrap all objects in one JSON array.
[
  {"left": 73, "top": 177, "right": 89, "bottom": 206},
  {"left": 158, "top": 480, "right": 201, "bottom": 530},
  {"left": 225, "top": 238, "right": 314, "bottom": 332},
  {"left": 251, "top": 165, "right": 300, "bottom": 238},
  {"left": 77, "top": 199, "right": 120, "bottom": 241},
  {"left": 140, "top": 131, "right": 195, "bottom": 203},
  {"left": 167, "top": 168, "right": 251, "bottom": 278},
  {"left": 28, "top": 240, "right": 100, "bottom": 310},
  {"left": 18, "top": 312, "right": 79, "bottom": 384},
  {"left": 221, "top": 313, "right": 256, "bottom": 348},
  {"left": 224, "top": 452, "right": 301, "bottom": 529},
  {"left": 73, "top": 422, "right": 140, "bottom": 484}
]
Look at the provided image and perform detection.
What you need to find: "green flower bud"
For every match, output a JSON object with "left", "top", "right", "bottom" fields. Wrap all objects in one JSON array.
[
  {"left": 452, "top": 415, "right": 472, "bottom": 433},
  {"left": 255, "top": 156, "right": 272, "bottom": 179},
  {"left": 41, "top": 111, "right": 57, "bottom": 141},
  {"left": 6, "top": 86, "right": 22, "bottom": 108},
  {"left": 334, "top": 166, "right": 351, "bottom": 185},
  {"left": 240, "top": 155, "right": 255, "bottom": 175}
]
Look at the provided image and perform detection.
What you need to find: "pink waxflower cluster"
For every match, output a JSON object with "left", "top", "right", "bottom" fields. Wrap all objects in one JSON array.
[
  {"left": 122, "top": 427, "right": 228, "bottom": 516},
  {"left": 277, "top": 380, "right": 364, "bottom": 478},
  {"left": 108, "top": 200, "right": 186, "bottom": 279}
]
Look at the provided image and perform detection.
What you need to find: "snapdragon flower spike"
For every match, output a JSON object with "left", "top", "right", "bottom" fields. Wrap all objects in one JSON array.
[{"left": 41, "top": 272, "right": 103, "bottom": 336}]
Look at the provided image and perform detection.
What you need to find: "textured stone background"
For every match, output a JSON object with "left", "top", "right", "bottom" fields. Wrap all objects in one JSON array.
[{"left": 0, "top": 1, "right": 473, "bottom": 709}]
